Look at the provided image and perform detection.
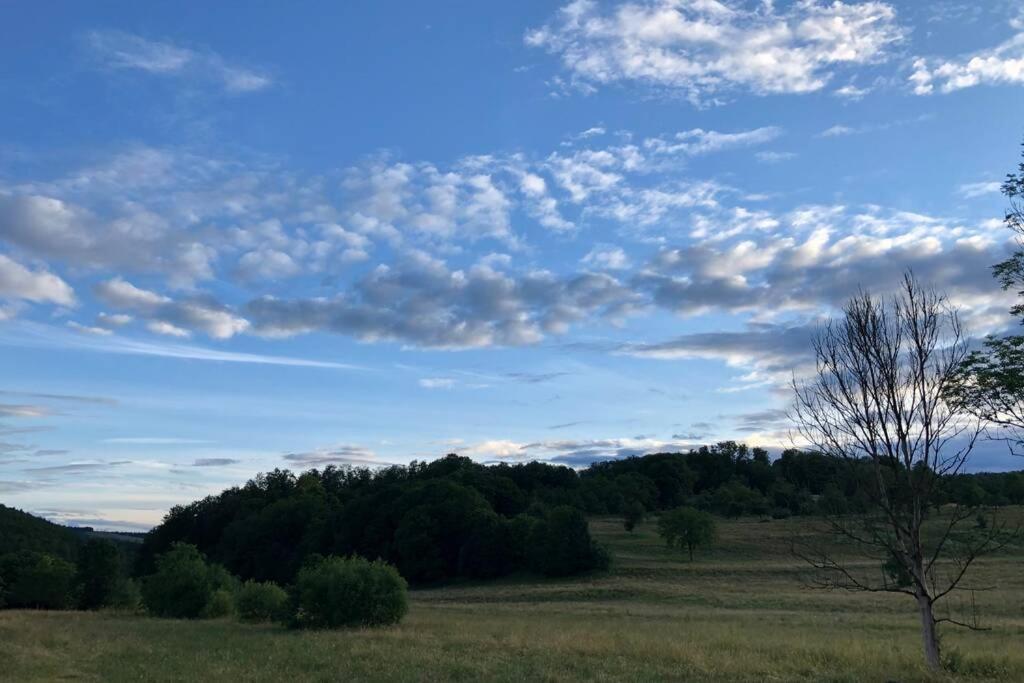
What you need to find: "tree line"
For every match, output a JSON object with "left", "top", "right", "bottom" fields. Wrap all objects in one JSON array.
[{"left": 135, "top": 447, "right": 1024, "bottom": 588}]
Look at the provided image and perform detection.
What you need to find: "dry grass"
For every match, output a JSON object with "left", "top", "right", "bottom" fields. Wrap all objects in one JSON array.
[{"left": 2, "top": 513, "right": 1022, "bottom": 682}]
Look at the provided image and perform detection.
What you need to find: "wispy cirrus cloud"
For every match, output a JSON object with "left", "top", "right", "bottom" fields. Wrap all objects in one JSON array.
[
  {"left": 958, "top": 181, "right": 1003, "bottom": 199},
  {"left": 0, "top": 404, "right": 56, "bottom": 418},
  {"left": 0, "top": 390, "right": 117, "bottom": 407},
  {"left": 0, "top": 321, "right": 365, "bottom": 370},
  {"left": 85, "top": 29, "right": 273, "bottom": 93},
  {"left": 103, "top": 437, "right": 214, "bottom": 445}
]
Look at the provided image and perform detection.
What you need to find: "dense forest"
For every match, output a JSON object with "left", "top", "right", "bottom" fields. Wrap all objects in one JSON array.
[
  {"left": 3, "top": 443, "right": 1023, "bottom": 605},
  {"left": 136, "top": 443, "right": 1024, "bottom": 586}
]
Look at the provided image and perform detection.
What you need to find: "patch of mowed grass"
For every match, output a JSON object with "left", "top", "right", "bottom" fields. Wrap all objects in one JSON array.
[{"left": 2, "top": 511, "right": 1023, "bottom": 682}]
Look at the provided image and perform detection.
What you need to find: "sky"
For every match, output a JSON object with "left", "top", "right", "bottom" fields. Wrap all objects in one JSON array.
[{"left": 2, "top": 1, "right": 1024, "bottom": 530}]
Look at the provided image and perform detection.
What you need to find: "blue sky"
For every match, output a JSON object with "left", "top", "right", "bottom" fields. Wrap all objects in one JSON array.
[{"left": 2, "top": 0, "right": 1024, "bottom": 529}]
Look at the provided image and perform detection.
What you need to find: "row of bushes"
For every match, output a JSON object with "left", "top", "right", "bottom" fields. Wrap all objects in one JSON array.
[
  {"left": 1, "top": 537, "right": 409, "bottom": 630},
  {"left": 0, "top": 540, "right": 138, "bottom": 611},
  {"left": 142, "top": 543, "right": 408, "bottom": 628}
]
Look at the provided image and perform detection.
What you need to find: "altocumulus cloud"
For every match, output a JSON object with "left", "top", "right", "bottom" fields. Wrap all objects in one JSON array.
[{"left": 526, "top": 0, "right": 905, "bottom": 102}]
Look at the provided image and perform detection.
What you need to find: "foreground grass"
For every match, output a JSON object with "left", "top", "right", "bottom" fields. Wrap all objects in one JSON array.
[{"left": 2, "top": 514, "right": 1023, "bottom": 682}]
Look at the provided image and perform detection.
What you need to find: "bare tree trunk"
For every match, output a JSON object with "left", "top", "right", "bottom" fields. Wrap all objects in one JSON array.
[{"left": 916, "top": 591, "right": 941, "bottom": 671}]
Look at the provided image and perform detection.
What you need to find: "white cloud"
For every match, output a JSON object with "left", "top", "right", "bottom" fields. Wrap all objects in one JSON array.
[
  {"left": 147, "top": 321, "right": 191, "bottom": 338},
  {"left": 96, "top": 312, "right": 132, "bottom": 328},
  {"left": 834, "top": 83, "right": 871, "bottom": 99},
  {"left": 643, "top": 126, "right": 782, "bottom": 156},
  {"left": 66, "top": 321, "right": 113, "bottom": 336},
  {"left": 582, "top": 245, "right": 631, "bottom": 270},
  {"left": 526, "top": 0, "right": 904, "bottom": 102},
  {"left": 0, "top": 321, "right": 364, "bottom": 370},
  {"left": 236, "top": 249, "right": 301, "bottom": 281},
  {"left": 94, "top": 279, "right": 248, "bottom": 339},
  {"left": 911, "top": 32, "right": 1024, "bottom": 95},
  {"left": 246, "top": 253, "right": 642, "bottom": 348},
  {"left": 755, "top": 151, "right": 797, "bottom": 164},
  {"left": 86, "top": 30, "right": 272, "bottom": 94},
  {"left": 0, "top": 254, "right": 75, "bottom": 306},
  {"left": 95, "top": 278, "right": 169, "bottom": 309},
  {"left": 819, "top": 124, "right": 856, "bottom": 137},
  {"left": 419, "top": 378, "right": 456, "bottom": 389},
  {"left": 343, "top": 160, "right": 516, "bottom": 245},
  {"left": 958, "top": 181, "right": 1002, "bottom": 198}
]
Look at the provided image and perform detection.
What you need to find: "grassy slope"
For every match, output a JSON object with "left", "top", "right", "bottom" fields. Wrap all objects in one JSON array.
[{"left": 2, "top": 513, "right": 1022, "bottom": 682}]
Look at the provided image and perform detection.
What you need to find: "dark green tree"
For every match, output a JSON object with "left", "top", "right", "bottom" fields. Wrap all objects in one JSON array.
[
  {"left": 951, "top": 144, "right": 1024, "bottom": 449},
  {"left": 141, "top": 543, "right": 234, "bottom": 619},
  {"left": 657, "top": 506, "right": 716, "bottom": 561},
  {"left": 622, "top": 500, "right": 645, "bottom": 532},
  {"left": 528, "top": 506, "right": 609, "bottom": 577},
  {"left": 76, "top": 539, "right": 122, "bottom": 610},
  {"left": 0, "top": 551, "right": 76, "bottom": 609}
]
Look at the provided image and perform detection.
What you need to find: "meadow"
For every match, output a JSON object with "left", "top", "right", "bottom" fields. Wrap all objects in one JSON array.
[{"left": 2, "top": 514, "right": 1022, "bottom": 682}]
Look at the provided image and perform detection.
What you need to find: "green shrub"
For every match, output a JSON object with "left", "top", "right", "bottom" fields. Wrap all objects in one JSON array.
[
  {"left": 0, "top": 550, "right": 76, "bottom": 609},
  {"left": 201, "top": 588, "right": 235, "bottom": 618},
  {"left": 294, "top": 556, "right": 407, "bottom": 628},
  {"left": 107, "top": 578, "right": 142, "bottom": 612},
  {"left": 141, "top": 543, "right": 236, "bottom": 619},
  {"left": 236, "top": 580, "right": 290, "bottom": 622}
]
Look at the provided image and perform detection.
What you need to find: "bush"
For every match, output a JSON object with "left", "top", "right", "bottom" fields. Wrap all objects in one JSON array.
[
  {"left": 236, "top": 580, "right": 290, "bottom": 622},
  {"left": 107, "top": 578, "right": 142, "bottom": 612},
  {"left": 294, "top": 556, "right": 407, "bottom": 628},
  {"left": 141, "top": 543, "right": 236, "bottom": 619},
  {"left": 0, "top": 550, "right": 76, "bottom": 609},
  {"left": 202, "top": 588, "right": 235, "bottom": 618}
]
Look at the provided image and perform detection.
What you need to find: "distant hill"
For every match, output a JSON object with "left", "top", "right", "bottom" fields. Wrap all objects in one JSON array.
[{"left": 0, "top": 504, "right": 81, "bottom": 561}]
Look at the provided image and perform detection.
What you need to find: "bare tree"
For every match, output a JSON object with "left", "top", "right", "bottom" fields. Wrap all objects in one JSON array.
[{"left": 791, "top": 274, "right": 1013, "bottom": 672}]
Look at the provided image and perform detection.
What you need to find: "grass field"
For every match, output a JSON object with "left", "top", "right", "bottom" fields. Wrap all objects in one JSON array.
[{"left": 2, "top": 514, "right": 1022, "bottom": 682}]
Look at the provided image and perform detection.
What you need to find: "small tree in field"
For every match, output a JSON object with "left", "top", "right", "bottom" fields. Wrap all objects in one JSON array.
[
  {"left": 658, "top": 506, "right": 715, "bottom": 561},
  {"left": 623, "top": 501, "right": 645, "bottom": 532},
  {"left": 791, "top": 274, "right": 1014, "bottom": 672}
]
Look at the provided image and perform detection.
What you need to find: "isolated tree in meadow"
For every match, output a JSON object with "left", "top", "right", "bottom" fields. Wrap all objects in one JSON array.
[
  {"left": 623, "top": 501, "right": 645, "bottom": 532},
  {"left": 950, "top": 144, "right": 1024, "bottom": 450},
  {"left": 657, "top": 506, "right": 715, "bottom": 561},
  {"left": 791, "top": 274, "right": 1014, "bottom": 672}
]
